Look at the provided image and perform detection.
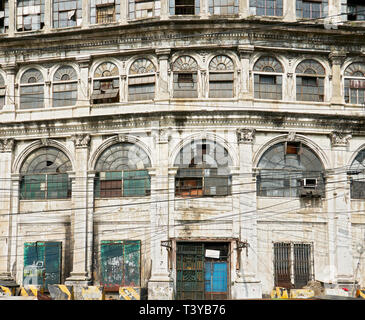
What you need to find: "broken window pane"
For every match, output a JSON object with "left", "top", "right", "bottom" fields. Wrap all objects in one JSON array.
[
  {"left": 16, "top": 0, "right": 45, "bottom": 31},
  {"left": 53, "top": 0, "right": 82, "bottom": 28},
  {"left": 249, "top": 0, "right": 283, "bottom": 16},
  {"left": 0, "top": 1, "right": 9, "bottom": 33},
  {"left": 92, "top": 62, "right": 120, "bottom": 104}
]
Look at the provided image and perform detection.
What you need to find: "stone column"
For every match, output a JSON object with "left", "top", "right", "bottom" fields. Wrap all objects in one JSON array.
[
  {"left": 7, "top": 0, "right": 15, "bottom": 36},
  {"left": 44, "top": 0, "right": 52, "bottom": 32},
  {"left": 0, "top": 139, "right": 15, "bottom": 282},
  {"left": 148, "top": 125, "right": 174, "bottom": 300},
  {"left": 76, "top": 56, "right": 91, "bottom": 116},
  {"left": 66, "top": 134, "right": 92, "bottom": 291},
  {"left": 233, "top": 128, "right": 262, "bottom": 299},
  {"left": 329, "top": 51, "right": 346, "bottom": 107},
  {"left": 160, "top": 0, "right": 169, "bottom": 20},
  {"left": 328, "top": 131, "right": 354, "bottom": 286},
  {"left": 156, "top": 49, "right": 171, "bottom": 101},
  {"left": 81, "top": 0, "right": 90, "bottom": 28},
  {"left": 283, "top": 0, "right": 296, "bottom": 22},
  {"left": 238, "top": 45, "right": 254, "bottom": 100}
]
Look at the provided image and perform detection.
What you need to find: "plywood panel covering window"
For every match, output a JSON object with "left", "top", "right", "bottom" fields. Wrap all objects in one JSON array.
[
  {"left": 296, "top": 0, "right": 328, "bottom": 19},
  {"left": 52, "top": 66, "right": 78, "bottom": 107},
  {"left": 19, "top": 68, "right": 44, "bottom": 109},
  {"left": 90, "top": 0, "right": 120, "bottom": 24},
  {"left": 209, "top": 55, "right": 234, "bottom": 98},
  {"left": 344, "top": 62, "right": 365, "bottom": 105},
  {"left": 249, "top": 0, "right": 283, "bottom": 16},
  {"left": 16, "top": 0, "right": 45, "bottom": 31},
  {"left": 53, "top": 0, "right": 82, "bottom": 28},
  {"left": 295, "top": 59, "right": 325, "bottom": 102},
  {"left": 128, "top": 58, "right": 156, "bottom": 101}
]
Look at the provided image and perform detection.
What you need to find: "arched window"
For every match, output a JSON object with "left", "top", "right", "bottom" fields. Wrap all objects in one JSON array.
[
  {"left": 90, "top": 0, "right": 120, "bottom": 24},
  {"left": 344, "top": 62, "right": 365, "bottom": 105},
  {"left": 128, "top": 0, "right": 160, "bottom": 19},
  {"left": 0, "top": 73, "right": 5, "bottom": 108},
  {"left": 128, "top": 58, "right": 156, "bottom": 101},
  {"left": 20, "top": 147, "right": 72, "bottom": 200},
  {"left": 295, "top": 59, "right": 325, "bottom": 102},
  {"left": 91, "top": 62, "right": 120, "bottom": 104},
  {"left": 94, "top": 142, "right": 151, "bottom": 197},
  {"left": 257, "top": 141, "right": 325, "bottom": 198},
  {"left": 52, "top": 0, "right": 81, "bottom": 28},
  {"left": 249, "top": 0, "right": 283, "bottom": 16},
  {"left": 20, "top": 68, "right": 44, "bottom": 109},
  {"left": 174, "top": 139, "right": 232, "bottom": 197},
  {"left": 172, "top": 56, "right": 198, "bottom": 98},
  {"left": 53, "top": 66, "right": 78, "bottom": 107},
  {"left": 253, "top": 56, "right": 283, "bottom": 100},
  {"left": 209, "top": 55, "right": 234, "bottom": 98},
  {"left": 348, "top": 149, "right": 365, "bottom": 199}
]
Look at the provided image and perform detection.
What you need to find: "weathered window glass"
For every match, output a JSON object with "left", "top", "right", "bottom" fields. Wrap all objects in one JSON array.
[
  {"left": 90, "top": 0, "right": 120, "bottom": 24},
  {"left": 169, "top": 0, "right": 200, "bottom": 15},
  {"left": 20, "top": 147, "right": 72, "bottom": 200},
  {"left": 52, "top": 66, "right": 78, "bottom": 107},
  {"left": 295, "top": 59, "right": 325, "bottom": 102},
  {"left": 257, "top": 141, "right": 325, "bottom": 198},
  {"left": 296, "top": 0, "right": 328, "bottom": 19},
  {"left": 100, "top": 240, "right": 140, "bottom": 291},
  {"left": 92, "top": 62, "right": 120, "bottom": 104},
  {"left": 348, "top": 149, "right": 365, "bottom": 199},
  {"left": 23, "top": 242, "right": 62, "bottom": 291},
  {"left": 347, "top": 0, "right": 365, "bottom": 21},
  {"left": 0, "top": 1, "right": 9, "bottom": 33},
  {"left": 344, "top": 62, "right": 365, "bottom": 105},
  {"left": 0, "top": 73, "right": 5, "bottom": 108},
  {"left": 19, "top": 68, "right": 44, "bottom": 109},
  {"left": 173, "top": 56, "right": 199, "bottom": 98},
  {"left": 94, "top": 142, "right": 151, "bottom": 198},
  {"left": 209, "top": 0, "right": 238, "bottom": 15},
  {"left": 249, "top": 0, "right": 283, "bottom": 16},
  {"left": 53, "top": 0, "right": 82, "bottom": 28},
  {"left": 128, "top": 58, "right": 156, "bottom": 101},
  {"left": 129, "top": 0, "right": 161, "bottom": 19},
  {"left": 174, "top": 139, "right": 232, "bottom": 197},
  {"left": 16, "top": 0, "right": 45, "bottom": 31},
  {"left": 209, "top": 55, "right": 234, "bottom": 98},
  {"left": 253, "top": 56, "right": 283, "bottom": 100}
]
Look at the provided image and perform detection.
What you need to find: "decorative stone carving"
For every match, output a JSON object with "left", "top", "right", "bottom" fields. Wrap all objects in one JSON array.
[
  {"left": 237, "top": 128, "right": 255, "bottom": 144},
  {"left": 40, "top": 138, "right": 50, "bottom": 146},
  {"left": 330, "top": 131, "right": 352, "bottom": 147},
  {"left": 159, "top": 128, "right": 172, "bottom": 144},
  {"left": 0, "top": 138, "right": 14, "bottom": 152},
  {"left": 72, "top": 134, "right": 91, "bottom": 148},
  {"left": 287, "top": 131, "right": 296, "bottom": 141},
  {"left": 117, "top": 133, "right": 128, "bottom": 143}
]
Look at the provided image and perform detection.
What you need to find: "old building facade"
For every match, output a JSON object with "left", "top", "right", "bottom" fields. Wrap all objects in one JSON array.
[{"left": 0, "top": 0, "right": 365, "bottom": 299}]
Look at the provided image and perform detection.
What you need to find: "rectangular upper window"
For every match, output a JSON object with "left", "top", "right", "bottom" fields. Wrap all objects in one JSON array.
[
  {"left": 90, "top": 0, "right": 120, "bottom": 24},
  {"left": 347, "top": 0, "right": 365, "bottom": 21},
  {"left": 296, "top": 0, "right": 328, "bottom": 19},
  {"left": 16, "top": 0, "right": 45, "bottom": 31},
  {"left": 0, "top": 1, "right": 9, "bottom": 33},
  {"left": 128, "top": 0, "right": 161, "bottom": 19},
  {"left": 249, "top": 0, "right": 283, "bottom": 17},
  {"left": 170, "top": 0, "right": 200, "bottom": 15},
  {"left": 209, "top": 0, "right": 238, "bottom": 15},
  {"left": 53, "top": 0, "right": 82, "bottom": 28}
]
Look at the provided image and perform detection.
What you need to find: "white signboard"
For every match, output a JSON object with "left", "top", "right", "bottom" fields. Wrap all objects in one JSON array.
[{"left": 205, "top": 249, "right": 220, "bottom": 259}]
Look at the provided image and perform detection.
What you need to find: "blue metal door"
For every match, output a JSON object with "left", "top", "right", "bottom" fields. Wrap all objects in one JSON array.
[{"left": 204, "top": 262, "right": 228, "bottom": 300}]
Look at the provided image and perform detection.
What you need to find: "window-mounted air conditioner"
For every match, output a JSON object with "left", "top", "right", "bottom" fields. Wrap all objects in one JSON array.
[{"left": 299, "top": 178, "right": 321, "bottom": 198}]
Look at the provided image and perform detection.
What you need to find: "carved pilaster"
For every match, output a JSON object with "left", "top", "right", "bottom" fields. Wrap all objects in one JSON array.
[{"left": 0, "top": 139, "right": 14, "bottom": 152}]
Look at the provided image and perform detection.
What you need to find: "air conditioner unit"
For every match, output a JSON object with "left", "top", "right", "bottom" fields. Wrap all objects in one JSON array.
[
  {"left": 301, "top": 178, "right": 317, "bottom": 188},
  {"left": 299, "top": 178, "right": 321, "bottom": 198}
]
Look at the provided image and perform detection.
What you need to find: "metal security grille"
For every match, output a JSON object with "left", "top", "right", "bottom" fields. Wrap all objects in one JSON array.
[{"left": 274, "top": 242, "right": 313, "bottom": 289}]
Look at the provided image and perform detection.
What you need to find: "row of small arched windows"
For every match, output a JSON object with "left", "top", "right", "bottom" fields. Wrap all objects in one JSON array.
[
  {"left": 1, "top": 55, "right": 365, "bottom": 109},
  {"left": 17, "top": 138, "right": 365, "bottom": 201}
]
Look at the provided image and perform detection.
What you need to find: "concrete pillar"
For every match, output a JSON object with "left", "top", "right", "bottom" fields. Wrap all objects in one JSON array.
[
  {"left": 44, "top": 0, "right": 52, "bottom": 32},
  {"left": 233, "top": 128, "right": 262, "bottom": 299},
  {"left": 329, "top": 51, "right": 346, "bottom": 107},
  {"left": 156, "top": 49, "right": 171, "bottom": 101},
  {"left": 328, "top": 131, "right": 354, "bottom": 285},
  {"left": 120, "top": 0, "right": 128, "bottom": 24},
  {"left": 160, "top": 0, "right": 169, "bottom": 19},
  {"left": 239, "top": 0, "right": 249, "bottom": 18},
  {"left": 238, "top": 45, "right": 254, "bottom": 100},
  {"left": 148, "top": 124, "right": 174, "bottom": 300},
  {"left": 81, "top": 0, "right": 90, "bottom": 28},
  {"left": 7, "top": 0, "right": 15, "bottom": 36},
  {"left": 66, "top": 134, "right": 92, "bottom": 288},
  {"left": 0, "top": 139, "right": 15, "bottom": 282},
  {"left": 328, "top": 0, "right": 342, "bottom": 25},
  {"left": 283, "top": 0, "right": 296, "bottom": 22}
]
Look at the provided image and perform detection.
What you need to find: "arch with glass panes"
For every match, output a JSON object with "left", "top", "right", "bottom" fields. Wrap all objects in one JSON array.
[
  {"left": 52, "top": 65, "right": 78, "bottom": 108},
  {"left": 344, "top": 62, "right": 365, "bottom": 105},
  {"left": 18, "top": 68, "right": 45, "bottom": 109},
  {"left": 172, "top": 55, "right": 199, "bottom": 99},
  {"left": 348, "top": 147, "right": 365, "bottom": 199},
  {"left": 93, "top": 142, "right": 152, "bottom": 198},
  {"left": 208, "top": 54, "right": 235, "bottom": 98},
  {"left": 173, "top": 138, "right": 233, "bottom": 197}
]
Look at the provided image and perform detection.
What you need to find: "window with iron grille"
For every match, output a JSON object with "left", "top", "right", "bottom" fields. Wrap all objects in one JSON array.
[
  {"left": 0, "top": 73, "right": 5, "bottom": 108},
  {"left": 253, "top": 56, "right": 283, "bottom": 100},
  {"left": 16, "top": 0, "right": 45, "bottom": 31},
  {"left": 344, "top": 62, "right": 365, "bottom": 105},
  {"left": 209, "top": 0, "right": 238, "bottom": 15},
  {"left": 274, "top": 242, "right": 314, "bottom": 289},
  {"left": 53, "top": 0, "right": 81, "bottom": 28},
  {"left": 19, "top": 68, "right": 44, "bottom": 109},
  {"left": 128, "top": 0, "right": 160, "bottom": 19},
  {"left": 170, "top": 0, "right": 199, "bottom": 15},
  {"left": 94, "top": 142, "right": 151, "bottom": 198},
  {"left": 174, "top": 139, "right": 232, "bottom": 197},
  {"left": 52, "top": 66, "right": 78, "bottom": 107},
  {"left": 19, "top": 147, "right": 72, "bottom": 200},
  {"left": 90, "top": 0, "right": 120, "bottom": 24},
  {"left": 249, "top": 0, "right": 283, "bottom": 16},
  {"left": 0, "top": 1, "right": 9, "bottom": 33},
  {"left": 348, "top": 149, "right": 365, "bottom": 199},
  {"left": 209, "top": 55, "right": 234, "bottom": 98},
  {"left": 296, "top": 0, "right": 328, "bottom": 19},
  {"left": 128, "top": 58, "right": 156, "bottom": 101},
  {"left": 92, "top": 62, "right": 120, "bottom": 104},
  {"left": 347, "top": 0, "right": 365, "bottom": 21},
  {"left": 257, "top": 141, "right": 325, "bottom": 198},
  {"left": 295, "top": 59, "right": 325, "bottom": 102}
]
